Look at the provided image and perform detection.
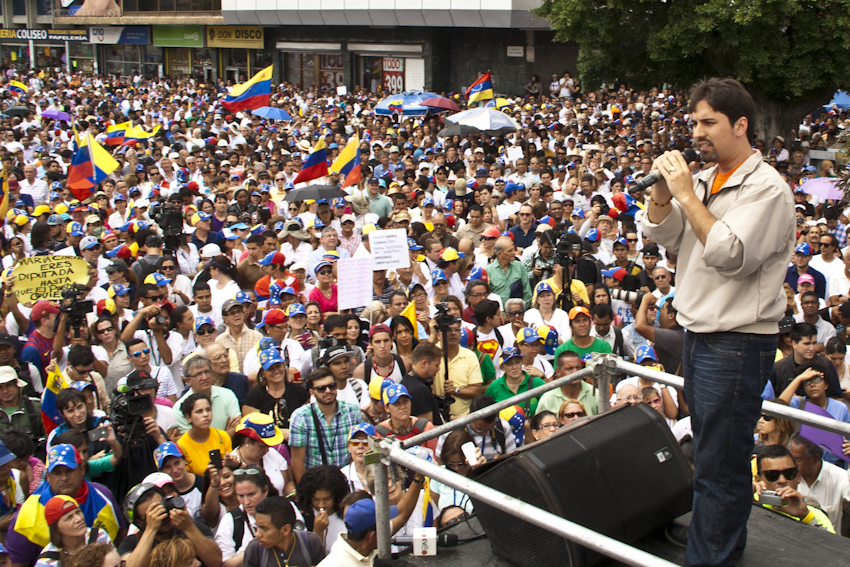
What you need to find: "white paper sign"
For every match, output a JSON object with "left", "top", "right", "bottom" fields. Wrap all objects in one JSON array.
[
  {"left": 369, "top": 229, "right": 410, "bottom": 271},
  {"left": 337, "top": 257, "right": 373, "bottom": 311},
  {"left": 336, "top": 86, "right": 348, "bottom": 96},
  {"left": 506, "top": 146, "right": 524, "bottom": 165}
]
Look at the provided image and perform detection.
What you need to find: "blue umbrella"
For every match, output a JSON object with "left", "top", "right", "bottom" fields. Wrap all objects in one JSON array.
[
  {"left": 252, "top": 106, "right": 293, "bottom": 121},
  {"left": 374, "top": 90, "right": 441, "bottom": 117}
]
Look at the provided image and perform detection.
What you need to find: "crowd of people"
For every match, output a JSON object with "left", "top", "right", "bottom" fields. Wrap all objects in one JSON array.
[{"left": 0, "top": 66, "right": 845, "bottom": 567}]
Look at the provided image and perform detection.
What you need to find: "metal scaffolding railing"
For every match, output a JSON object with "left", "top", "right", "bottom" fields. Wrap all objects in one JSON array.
[{"left": 368, "top": 353, "right": 850, "bottom": 564}]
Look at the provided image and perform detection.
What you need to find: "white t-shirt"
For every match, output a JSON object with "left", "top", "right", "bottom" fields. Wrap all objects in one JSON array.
[
  {"left": 476, "top": 328, "right": 503, "bottom": 378},
  {"left": 189, "top": 304, "right": 223, "bottom": 328},
  {"left": 58, "top": 345, "right": 108, "bottom": 372},
  {"left": 523, "top": 308, "right": 571, "bottom": 344},
  {"left": 809, "top": 256, "right": 844, "bottom": 284},
  {"left": 828, "top": 270, "right": 850, "bottom": 300},
  {"left": 341, "top": 462, "right": 366, "bottom": 493}
]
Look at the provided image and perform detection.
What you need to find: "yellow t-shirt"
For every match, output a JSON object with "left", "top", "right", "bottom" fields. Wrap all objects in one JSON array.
[
  {"left": 178, "top": 428, "right": 233, "bottom": 475},
  {"left": 533, "top": 276, "right": 590, "bottom": 306}
]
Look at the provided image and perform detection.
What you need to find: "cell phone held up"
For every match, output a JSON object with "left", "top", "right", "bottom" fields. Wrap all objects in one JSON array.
[
  {"left": 209, "top": 448, "right": 223, "bottom": 469},
  {"left": 87, "top": 428, "right": 109, "bottom": 443}
]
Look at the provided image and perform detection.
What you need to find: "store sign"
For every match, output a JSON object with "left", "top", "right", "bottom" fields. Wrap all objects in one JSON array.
[
  {"left": 320, "top": 54, "right": 344, "bottom": 89},
  {"left": 506, "top": 46, "right": 524, "bottom": 57},
  {"left": 382, "top": 57, "right": 404, "bottom": 94},
  {"left": 89, "top": 26, "right": 149, "bottom": 45},
  {"left": 152, "top": 25, "right": 204, "bottom": 48},
  {"left": 207, "top": 26, "right": 263, "bottom": 49},
  {"left": 0, "top": 28, "right": 89, "bottom": 42}
]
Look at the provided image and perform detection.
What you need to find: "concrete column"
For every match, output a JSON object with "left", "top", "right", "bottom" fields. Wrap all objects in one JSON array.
[{"left": 28, "top": 39, "right": 34, "bottom": 69}]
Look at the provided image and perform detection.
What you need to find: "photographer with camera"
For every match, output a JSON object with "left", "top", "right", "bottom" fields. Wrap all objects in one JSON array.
[
  {"left": 636, "top": 293, "right": 685, "bottom": 375},
  {"left": 119, "top": 482, "right": 220, "bottom": 567},
  {"left": 120, "top": 284, "right": 174, "bottom": 367},
  {"left": 430, "top": 315, "right": 485, "bottom": 419}
]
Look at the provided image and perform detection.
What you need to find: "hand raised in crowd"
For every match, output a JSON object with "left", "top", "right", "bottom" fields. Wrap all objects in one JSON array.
[{"left": 144, "top": 500, "right": 168, "bottom": 534}]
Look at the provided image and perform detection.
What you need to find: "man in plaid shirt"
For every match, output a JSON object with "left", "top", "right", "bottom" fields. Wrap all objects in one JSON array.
[
  {"left": 824, "top": 207, "right": 847, "bottom": 249},
  {"left": 289, "top": 367, "right": 362, "bottom": 483}
]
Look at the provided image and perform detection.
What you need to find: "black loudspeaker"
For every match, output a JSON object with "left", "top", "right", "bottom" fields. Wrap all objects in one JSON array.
[{"left": 468, "top": 403, "right": 693, "bottom": 567}]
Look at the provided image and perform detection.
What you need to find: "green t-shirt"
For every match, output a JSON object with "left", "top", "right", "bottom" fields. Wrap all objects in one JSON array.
[
  {"left": 479, "top": 353, "right": 496, "bottom": 385},
  {"left": 553, "top": 338, "right": 612, "bottom": 368},
  {"left": 485, "top": 373, "right": 547, "bottom": 416}
]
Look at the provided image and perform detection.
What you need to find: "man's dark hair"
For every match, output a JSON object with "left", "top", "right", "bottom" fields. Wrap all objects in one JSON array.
[
  {"left": 323, "top": 315, "right": 346, "bottom": 334},
  {"left": 125, "top": 337, "right": 147, "bottom": 351},
  {"left": 689, "top": 78, "right": 755, "bottom": 142},
  {"left": 306, "top": 368, "right": 334, "bottom": 390},
  {"left": 789, "top": 433, "right": 824, "bottom": 461},
  {"left": 56, "top": 388, "right": 86, "bottom": 412},
  {"left": 193, "top": 281, "right": 211, "bottom": 294},
  {"left": 473, "top": 299, "right": 499, "bottom": 323},
  {"left": 389, "top": 290, "right": 408, "bottom": 305},
  {"left": 756, "top": 444, "right": 794, "bottom": 472},
  {"left": 468, "top": 204, "right": 483, "bottom": 216},
  {"left": 789, "top": 322, "right": 817, "bottom": 343},
  {"left": 412, "top": 342, "right": 442, "bottom": 365},
  {"left": 464, "top": 280, "right": 490, "bottom": 297},
  {"left": 133, "top": 486, "right": 166, "bottom": 528},
  {"left": 0, "top": 428, "right": 35, "bottom": 458},
  {"left": 824, "top": 207, "right": 840, "bottom": 221},
  {"left": 140, "top": 283, "right": 160, "bottom": 298},
  {"left": 821, "top": 233, "right": 838, "bottom": 248},
  {"left": 67, "top": 345, "right": 95, "bottom": 368},
  {"left": 800, "top": 290, "right": 819, "bottom": 304},
  {"left": 556, "top": 349, "right": 582, "bottom": 367},
  {"left": 592, "top": 303, "right": 613, "bottom": 320},
  {"left": 620, "top": 274, "right": 641, "bottom": 292},
  {"left": 246, "top": 233, "right": 264, "bottom": 246},
  {"left": 254, "top": 495, "right": 296, "bottom": 529},
  {"left": 469, "top": 395, "right": 497, "bottom": 424},
  {"left": 839, "top": 301, "right": 850, "bottom": 320}
]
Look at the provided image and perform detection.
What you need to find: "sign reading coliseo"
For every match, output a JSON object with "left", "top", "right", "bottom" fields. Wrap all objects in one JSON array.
[{"left": 0, "top": 28, "right": 89, "bottom": 41}]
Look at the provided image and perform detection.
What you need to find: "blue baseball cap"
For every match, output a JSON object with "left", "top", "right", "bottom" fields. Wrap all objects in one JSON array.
[
  {"left": 382, "top": 383, "right": 411, "bottom": 405},
  {"left": 613, "top": 237, "right": 629, "bottom": 248},
  {"left": 332, "top": 197, "right": 345, "bottom": 208},
  {"left": 194, "top": 316, "right": 214, "bottom": 332},
  {"left": 234, "top": 291, "right": 252, "bottom": 305},
  {"left": 67, "top": 222, "right": 84, "bottom": 237},
  {"left": 443, "top": 199, "right": 454, "bottom": 211},
  {"left": 635, "top": 345, "right": 658, "bottom": 363},
  {"left": 230, "top": 222, "right": 249, "bottom": 230},
  {"left": 114, "top": 193, "right": 127, "bottom": 202},
  {"left": 586, "top": 228, "right": 599, "bottom": 242},
  {"left": 259, "top": 348, "right": 285, "bottom": 370},
  {"left": 795, "top": 242, "right": 812, "bottom": 255},
  {"left": 459, "top": 328, "right": 473, "bottom": 348},
  {"left": 47, "top": 214, "right": 63, "bottom": 226},
  {"left": 70, "top": 381, "right": 97, "bottom": 395},
  {"left": 499, "top": 347, "right": 523, "bottom": 365},
  {"left": 465, "top": 267, "right": 487, "bottom": 282},
  {"left": 516, "top": 327, "right": 542, "bottom": 344},
  {"left": 349, "top": 422, "right": 375, "bottom": 440},
  {"left": 47, "top": 444, "right": 81, "bottom": 472},
  {"left": 144, "top": 272, "right": 172, "bottom": 286},
  {"left": 345, "top": 498, "right": 398, "bottom": 533},
  {"left": 153, "top": 442, "right": 184, "bottom": 469},
  {"left": 407, "top": 238, "right": 423, "bottom": 251},
  {"left": 194, "top": 211, "right": 212, "bottom": 222},
  {"left": 108, "top": 284, "right": 129, "bottom": 297},
  {"left": 286, "top": 303, "right": 306, "bottom": 317},
  {"left": 535, "top": 281, "right": 554, "bottom": 295},
  {"left": 572, "top": 209, "right": 585, "bottom": 219},
  {"left": 431, "top": 268, "right": 448, "bottom": 285},
  {"left": 0, "top": 441, "right": 14, "bottom": 468},
  {"left": 422, "top": 197, "right": 435, "bottom": 207},
  {"left": 258, "top": 337, "right": 279, "bottom": 351}
]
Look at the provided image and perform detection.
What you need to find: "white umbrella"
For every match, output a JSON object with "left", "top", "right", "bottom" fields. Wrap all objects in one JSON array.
[{"left": 444, "top": 107, "right": 519, "bottom": 135}]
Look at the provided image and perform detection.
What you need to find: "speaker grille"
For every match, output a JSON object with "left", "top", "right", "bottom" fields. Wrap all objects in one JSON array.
[{"left": 469, "top": 404, "right": 693, "bottom": 567}]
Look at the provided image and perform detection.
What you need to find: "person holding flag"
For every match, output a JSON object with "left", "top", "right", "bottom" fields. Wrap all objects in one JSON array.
[
  {"left": 467, "top": 71, "right": 494, "bottom": 103},
  {"left": 222, "top": 65, "right": 273, "bottom": 112},
  {"left": 330, "top": 136, "right": 361, "bottom": 189},
  {"left": 293, "top": 139, "right": 329, "bottom": 185}
]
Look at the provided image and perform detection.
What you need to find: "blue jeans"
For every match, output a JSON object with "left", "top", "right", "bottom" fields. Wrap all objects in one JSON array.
[{"left": 683, "top": 332, "right": 775, "bottom": 567}]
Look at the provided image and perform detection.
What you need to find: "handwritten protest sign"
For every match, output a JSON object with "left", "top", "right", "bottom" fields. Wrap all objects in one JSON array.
[
  {"left": 369, "top": 228, "right": 410, "bottom": 270},
  {"left": 337, "top": 257, "right": 374, "bottom": 311},
  {"left": 11, "top": 255, "right": 91, "bottom": 304}
]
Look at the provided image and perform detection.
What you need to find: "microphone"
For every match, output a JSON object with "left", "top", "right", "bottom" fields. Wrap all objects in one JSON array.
[
  {"left": 632, "top": 149, "right": 699, "bottom": 192},
  {"left": 391, "top": 533, "right": 459, "bottom": 547}
]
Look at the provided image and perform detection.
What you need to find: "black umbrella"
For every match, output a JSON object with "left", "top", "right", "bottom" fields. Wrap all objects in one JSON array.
[
  {"left": 438, "top": 124, "right": 480, "bottom": 137},
  {"left": 283, "top": 184, "right": 346, "bottom": 202},
  {"left": 4, "top": 106, "right": 32, "bottom": 118}
]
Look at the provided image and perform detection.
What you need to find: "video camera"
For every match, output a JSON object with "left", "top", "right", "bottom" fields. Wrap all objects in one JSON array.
[
  {"left": 60, "top": 284, "right": 94, "bottom": 332},
  {"left": 108, "top": 384, "right": 154, "bottom": 438},
  {"left": 434, "top": 302, "right": 461, "bottom": 331},
  {"left": 149, "top": 201, "right": 184, "bottom": 256}
]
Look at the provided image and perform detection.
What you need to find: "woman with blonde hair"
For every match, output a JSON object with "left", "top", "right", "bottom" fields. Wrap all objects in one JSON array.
[
  {"left": 557, "top": 398, "right": 589, "bottom": 425},
  {"left": 149, "top": 537, "right": 199, "bottom": 567}
]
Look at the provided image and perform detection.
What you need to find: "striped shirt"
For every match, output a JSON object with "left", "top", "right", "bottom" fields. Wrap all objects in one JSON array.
[{"left": 21, "top": 331, "right": 53, "bottom": 381}]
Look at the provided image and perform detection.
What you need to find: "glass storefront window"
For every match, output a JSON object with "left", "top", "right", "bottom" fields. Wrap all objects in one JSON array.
[
  {"left": 286, "top": 53, "right": 319, "bottom": 89},
  {"left": 144, "top": 46, "right": 163, "bottom": 79},
  {"left": 167, "top": 47, "right": 191, "bottom": 75},
  {"left": 106, "top": 45, "right": 141, "bottom": 77},
  {"left": 0, "top": 45, "right": 28, "bottom": 72},
  {"left": 35, "top": 46, "right": 63, "bottom": 69},
  {"left": 69, "top": 43, "right": 94, "bottom": 74},
  {"left": 193, "top": 48, "right": 215, "bottom": 82},
  {"left": 122, "top": 0, "right": 219, "bottom": 10},
  {"left": 319, "top": 54, "right": 344, "bottom": 89},
  {"left": 254, "top": 50, "right": 273, "bottom": 72}
]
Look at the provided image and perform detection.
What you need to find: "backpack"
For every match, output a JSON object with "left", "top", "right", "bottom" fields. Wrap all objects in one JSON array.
[{"left": 374, "top": 417, "right": 430, "bottom": 438}]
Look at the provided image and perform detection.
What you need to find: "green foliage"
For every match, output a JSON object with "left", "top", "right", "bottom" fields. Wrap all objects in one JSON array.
[{"left": 536, "top": 0, "right": 850, "bottom": 103}]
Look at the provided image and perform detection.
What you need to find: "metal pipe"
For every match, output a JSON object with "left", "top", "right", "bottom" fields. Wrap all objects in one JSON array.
[
  {"left": 371, "top": 459, "right": 392, "bottom": 559},
  {"left": 400, "top": 367, "right": 595, "bottom": 449},
  {"left": 614, "top": 358, "right": 850, "bottom": 437},
  {"left": 385, "top": 443, "right": 679, "bottom": 567}
]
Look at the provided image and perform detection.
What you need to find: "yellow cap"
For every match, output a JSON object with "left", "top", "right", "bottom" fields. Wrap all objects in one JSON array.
[
  {"left": 13, "top": 214, "right": 29, "bottom": 226},
  {"left": 54, "top": 203, "right": 69, "bottom": 215},
  {"left": 33, "top": 205, "right": 51, "bottom": 217},
  {"left": 362, "top": 223, "right": 377, "bottom": 236}
]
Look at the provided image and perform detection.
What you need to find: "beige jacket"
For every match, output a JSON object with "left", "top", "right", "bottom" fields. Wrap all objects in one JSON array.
[{"left": 643, "top": 151, "right": 795, "bottom": 334}]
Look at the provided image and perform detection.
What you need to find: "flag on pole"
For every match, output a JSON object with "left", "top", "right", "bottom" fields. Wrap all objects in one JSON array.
[
  {"left": 67, "top": 134, "right": 120, "bottom": 201},
  {"left": 124, "top": 124, "right": 161, "bottom": 142},
  {"left": 330, "top": 136, "right": 361, "bottom": 188},
  {"left": 8, "top": 80, "right": 26, "bottom": 96},
  {"left": 105, "top": 122, "right": 130, "bottom": 145},
  {"left": 292, "top": 139, "right": 329, "bottom": 185},
  {"left": 222, "top": 65, "right": 273, "bottom": 112},
  {"left": 467, "top": 72, "right": 494, "bottom": 103},
  {"left": 0, "top": 167, "right": 9, "bottom": 222},
  {"left": 400, "top": 300, "right": 419, "bottom": 338}
]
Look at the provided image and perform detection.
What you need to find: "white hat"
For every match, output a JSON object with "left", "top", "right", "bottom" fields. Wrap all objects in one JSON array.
[
  {"left": 135, "top": 199, "right": 150, "bottom": 209},
  {"left": 217, "top": 140, "right": 229, "bottom": 147},
  {"left": 168, "top": 152, "right": 179, "bottom": 159},
  {"left": 0, "top": 366, "right": 26, "bottom": 388},
  {"left": 200, "top": 243, "right": 222, "bottom": 258},
  {"left": 297, "top": 140, "right": 312, "bottom": 152},
  {"left": 340, "top": 214, "right": 356, "bottom": 224},
  {"left": 290, "top": 262, "right": 306, "bottom": 272}
]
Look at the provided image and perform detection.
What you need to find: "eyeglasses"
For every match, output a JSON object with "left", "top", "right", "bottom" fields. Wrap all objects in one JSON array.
[
  {"left": 507, "top": 310, "right": 524, "bottom": 316},
  {"left": 760, "top": 414, "right": 774, "bottom": 422},
  {"left": 560, "top": 411, "right": 585, "bottom": 419},
  {"left": 468, "top": 293, "right": 487, "bottom": 299},
  {"left": 195, "top": 327, "right": 215, "bottom": 336},
  {"left": 482, "top": 236, "right": 496, "bottom": 241},
  {"left": 445, "top": 460, "right": 470, "bottom": 470},
  {"left": 653, "top": 276, "right": 668, "bottom": 281},
  {"left": 617, "top": 395, "right": 642, "bottom": 403},
  {"left": 518, "top": 213, "right": 532, "bottom": 217},
  {"left": 188, "top": 369, "right": 211, "bottom": 379},
  {"left": 161, "top": 265, "right": 177, "bottom": 271},
  {"left": 147, "top": 294, "right": 164, "bottom": 301},
  {"left": 129, "top": 348, "right": 151, "bottom": 358},
  {"left": 349, "top": 439, "right": 369, "bottom": 447},
  {"left": 313, "top": 384, "right": 337, "bottom": 393},
  {"left": 96, "top": 327, "right": 114, "bottom": 334},
  {"left": 760, "top": 467, "right": 798, "bottom": 483},
  {"left": 233, "top": 468, "right": 261, "bottom": 476},
  {"left": 535, "top": 422, "right": 560, "bottom": 431},
  {"left": 317, "top": 269, "right": 333, "bottom": 276},
  {"left": 803, "top": 376, "right": 824, "bottom": 386},
  {"left": 73, "top": 367, "right": 93, "bottom": 376},
  {"left": 626, "top": 238, "right": 638, "bottom": 243}
]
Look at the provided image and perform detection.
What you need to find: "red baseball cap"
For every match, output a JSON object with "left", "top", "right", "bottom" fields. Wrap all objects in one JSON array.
[
  {"left": 31, "top": 300, "right": 60, "bottom": 322},
  {"left": 369, "top": 323, "right": 392, "bottom": 340}
]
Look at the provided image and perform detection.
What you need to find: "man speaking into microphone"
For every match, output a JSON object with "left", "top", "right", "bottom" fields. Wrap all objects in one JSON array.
[{"left": 642, "top": 77, "right": 794, "bottom": 567}]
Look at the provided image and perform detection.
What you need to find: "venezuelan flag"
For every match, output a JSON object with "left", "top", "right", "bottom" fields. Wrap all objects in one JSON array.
[
  {"left": 105, "top": 122, "right": 130, "bottom": 145},
  {"left": 40, "top": 368, "right": 69, "bottom": 434},
  {"left": 13, "top": 482, "right": 121, "bottom": 549},
  {"left": 9, "top": 80, "right": 26, "bottom": 96},
  {"left": 222, "top": 65, "right": 273, "bottom": 112},
  {"left": 67, "top": 134, "right": 119, "bottom": 201},
  {"left": 330, "top": 136, "right": 361, "bottom": 189},
  {"left": 292, "top": 139, "right": 328, "bottom": 185},
  {"left": 125, "top": 124, "right": 161, "bottom": 143},
  {"left": 0, "top": 167, "right": 9, "bottom": 222},
  {"left": 467, "top": 71, "right": 494, "bottom": 103}
]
